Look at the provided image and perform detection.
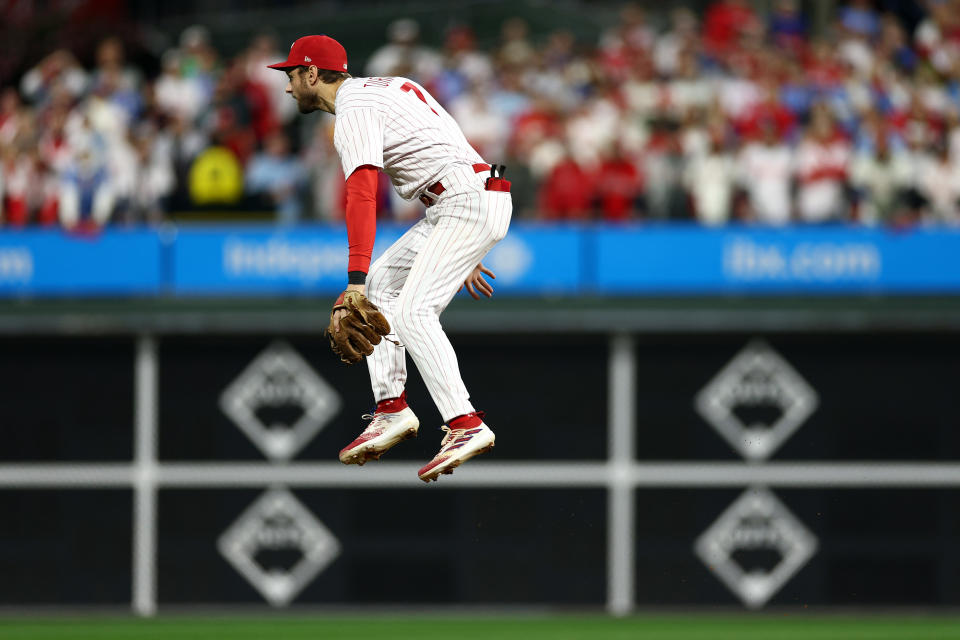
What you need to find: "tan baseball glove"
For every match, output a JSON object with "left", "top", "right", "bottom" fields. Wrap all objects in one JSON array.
[{"left": 326, "top": 290, "right": 391, "bottom": 364}]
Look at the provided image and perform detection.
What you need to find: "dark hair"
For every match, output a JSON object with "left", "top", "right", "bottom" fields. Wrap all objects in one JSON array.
[{"left": 293, "top": 65, "right": 350, "bottom": 84}]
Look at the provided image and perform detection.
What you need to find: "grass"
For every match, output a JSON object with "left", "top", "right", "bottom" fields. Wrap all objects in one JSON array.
[{"left": 1, "top": 615, "right": 960, "bottom": 640}]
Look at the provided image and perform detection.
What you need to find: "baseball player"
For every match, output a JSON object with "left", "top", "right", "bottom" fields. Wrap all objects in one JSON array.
[{"left": 268, "top": 35, "right": 512, "bottom": 482}]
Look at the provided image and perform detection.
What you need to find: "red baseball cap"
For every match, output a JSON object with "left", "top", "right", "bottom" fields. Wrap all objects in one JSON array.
[{"left": 267, "top": 35, "right": 348, "bottom": 72}]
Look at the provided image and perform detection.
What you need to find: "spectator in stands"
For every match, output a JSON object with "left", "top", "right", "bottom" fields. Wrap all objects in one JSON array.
[
  {"left": 366, "top": 18, "right": 443, "bottom": 83},
  {"left": 82, "top": 71, "right": 134, "bottom": 144},
  {"left": 497, "top": 18, "right": 537, "bottom": 70},
  {"left": 837, "top": 2, "right": 880, "bottom": 79},
  {"left": 769, "top": 0, "right": 806, "bottom": 53},
  {"left": 915, "top": 140, "right": 960, "bottom": 224},
  {"left": 19, "top": 50, "right": 87, "bottom": 108},
  {"left": 794, "top": 104, "right": 852, "bottom": 223},
  {"left": 840, "top": 0, "right": 881, "bottom": 40},
  {"left": 486, "top": 67, "right": 532, "bottom": 126},
  {"left": 163, "top": 113, "right": 208, "bottom": 204},
  {"left": 5, "top": 2, "right": 960, "bottom": 229},
  {"left": 599, "top": 4, "right": 655, "bottom": 82},
  {"left": 850, "top": 134, "right": 913, "bottom": 224},
  {"left": 0, "top": 145, "right": 32, "bottom": 225},
  {"left": 669, "top": 50, "right": 713, "bottom": 115},
  {"left": 685, "top": 133, "right": 736, "bottom": 225},
  {"left": 703, "top": 0, "right": 760, "bottom": 61},
  {"left": 126, "top": 125, "right": 175, "bottom": 225},
  {"left": 154, "top": 50, "right": 206, "bottom": 123},
  {"left": 178, "top": 25, "right": 219, "bottom": 104},
  {"left": 653, "top": 8, "right": 698, "bottom": 78},
  {"left": 643, "top": 119, "right": 689, "bottom": 220},
  {"left": 526, "top": 31, "right": 580, "bottom": 110},
  {"left": 914, "top": 0, "right": 959, "bottom": 76},
  {"left": 877, "top": 13, "right": 918, "bottom": 74},
  {"left": 0, "top": 88, "right": 20, "bottom": 145},
  {"left": 538, "top": 148, "right": 595, "bottom": 220},
  {"left": 88, "top": 37, "right": 143, "bottom": 123},
  {"left": 566, "top": 89, "right": 622, "bottom": 169},
  {"left": 736, "top": 79, "right": 797, "bottom": 142},
  {"left": 301, "top": 120, "right": 345, "bottom": 221},
  {"left": 245, "top": 130, "right": 306, "bottom": 225},
  {"left": 59, "top": 141, "right": 114, "bottom": 230},
  {"left": 203, "top": 60, "right": 258, "bottom": 166},
  {"left": 780, "top": 58, "right": 815, "bottom": 121},
  {"left": 509, "top": 95, "right": 563, "bottom": 172},
  {"left": 737, "top": 120, "right": 794, "bottom": 225},
  {"left": 595, "top": 142, "right": 643, "bottom": 221},
  {"left": 432, "top": 25, "right": 494, "bottom": 105},
  {"left": 244, "top": 33, "right": 297, "bottom": 128},
  {"left": 451, "top": 80, "right": 510, "bottom": 161}
]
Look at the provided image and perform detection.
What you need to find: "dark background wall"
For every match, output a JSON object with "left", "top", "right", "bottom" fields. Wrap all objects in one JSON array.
[{"left": 1, "top": 330, "right": 958, "bottom": 607}]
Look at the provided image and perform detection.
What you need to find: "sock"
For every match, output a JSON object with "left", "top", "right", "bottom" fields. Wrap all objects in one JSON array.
[
  {"left": 449, "top": 411, "right": 485, "bottom": 430},
  {"left": 376, "top": 390, "right": 408, "bottom": 414}
]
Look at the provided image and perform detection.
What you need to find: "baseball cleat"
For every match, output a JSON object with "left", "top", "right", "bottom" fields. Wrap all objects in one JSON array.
[
  {"left": 417, "top": 422, "right": 495, "bottom": 482},
  {"left": 339, "top": 407, "right": 419, "bottom": 465}
]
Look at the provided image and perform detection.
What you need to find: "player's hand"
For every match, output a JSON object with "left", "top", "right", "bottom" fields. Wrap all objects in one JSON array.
[
  {"left": 461, "top": 263, "right": 495, "bottom": 300},
  {"left": 332, "top": 284, "right": 366, "bottom": 332}
]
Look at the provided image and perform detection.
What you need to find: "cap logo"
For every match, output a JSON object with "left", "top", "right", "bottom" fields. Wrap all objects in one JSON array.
[
  {"left": 304, "top": 55, "right": 312, "bottom": 62},
  {"left": 342, "top": 64, "right": 347, "bottom": 69}
]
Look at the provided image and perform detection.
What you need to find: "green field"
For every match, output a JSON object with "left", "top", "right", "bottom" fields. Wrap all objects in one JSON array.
[{"left": 2, "top": 615, "right": 960, "bottom": 640}]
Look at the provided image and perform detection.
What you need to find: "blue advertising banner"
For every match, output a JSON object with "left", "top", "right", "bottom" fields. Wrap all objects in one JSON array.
[
  {"left": 172, "top": 226, "right": 352, "bottom": 295},
  {"left": 171, "top": 223, "right": 585, "bottom": 296},
  {"left": 2, "top": 224, "right": 960, "bottom": 298},
  {"left": 481, "top": 224, "right": 584, "bottom": 294},
  {"left": 595, "top": 225, "right": 960, "bottom": 294},
  {"left": 0, "top": 230, "right": 162, "bottom": 296}
]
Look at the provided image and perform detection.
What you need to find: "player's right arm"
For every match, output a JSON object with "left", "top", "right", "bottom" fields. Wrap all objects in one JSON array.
[
  {"left": 344, "top": 165, "right": 378, "bottom": 285},
  {"left": 333, "top": 99, "right": 386, "bottom": 286},
  {"left": 329, "top": 164, "right": 377, "bottom": 332}
]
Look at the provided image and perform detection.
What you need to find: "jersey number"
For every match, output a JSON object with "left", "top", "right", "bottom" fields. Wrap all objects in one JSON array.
[{"left": 401, "top": 82, "right": 438, "bottom": 116}]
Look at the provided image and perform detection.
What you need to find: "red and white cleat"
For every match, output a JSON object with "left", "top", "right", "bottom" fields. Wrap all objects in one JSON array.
[
  {"left": 338, "top": 407, "right": 419, "bottom": 465},
  {"left": 417, "top": 422, "right": 495, "bottom": 482}
]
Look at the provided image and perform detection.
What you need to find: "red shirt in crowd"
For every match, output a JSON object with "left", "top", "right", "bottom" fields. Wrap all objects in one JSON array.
[
  {"left": 703, "top": 0, "right": 759, "bottom": 57},
  {"left": 595, "top": 156, "right": 642, "bottom": 220},
  {"left": 538, "top": 158, "right": 595, "bottom": 219}
]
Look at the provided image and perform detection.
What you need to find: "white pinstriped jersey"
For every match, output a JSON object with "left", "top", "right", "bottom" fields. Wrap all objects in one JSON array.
[{"left": 333, "top": 76, "right": 485, "bottom": 200}]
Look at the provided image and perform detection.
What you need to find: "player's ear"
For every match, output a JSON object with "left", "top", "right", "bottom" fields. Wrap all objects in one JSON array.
[{"left": 308, "top": 64, "right": 319, "bottom": 85}]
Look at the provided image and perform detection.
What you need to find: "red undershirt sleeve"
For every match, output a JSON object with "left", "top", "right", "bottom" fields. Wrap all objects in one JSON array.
[{"left": 344, "top": 165, "right": 379, "bottom": 281}]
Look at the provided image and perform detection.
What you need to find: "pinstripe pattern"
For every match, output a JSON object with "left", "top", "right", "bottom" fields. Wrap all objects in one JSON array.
[
  {"left": 366, "top": 167, "right": 512, "bottom": 421},
  {"left": 333, "top": 77, "right": 512, "bottom": 422},
  {"left": 333, "top": 77, "right": 485, "bottom": 200}
]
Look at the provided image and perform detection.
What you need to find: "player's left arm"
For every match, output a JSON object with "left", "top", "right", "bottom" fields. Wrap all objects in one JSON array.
[{"left": 461, "top": 263, "right": 496, "bottom": 300}]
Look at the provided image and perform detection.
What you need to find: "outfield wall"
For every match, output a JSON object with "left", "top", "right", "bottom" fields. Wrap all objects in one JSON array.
[{"left": 1, "top": 329, "right": 958, "bottom": 613}]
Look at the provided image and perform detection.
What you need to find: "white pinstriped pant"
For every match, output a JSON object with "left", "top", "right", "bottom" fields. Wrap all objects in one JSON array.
[{"left": 365, "top": 164, "right": 513, "bottom": 422}]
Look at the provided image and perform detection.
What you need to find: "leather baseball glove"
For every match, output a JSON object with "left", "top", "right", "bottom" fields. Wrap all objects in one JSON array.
[{"left": 326, "top": 290, "right": 391, "bottom": 364}]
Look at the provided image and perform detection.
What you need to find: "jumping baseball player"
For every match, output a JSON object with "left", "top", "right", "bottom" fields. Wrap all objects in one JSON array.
[{"left": 268, "top": 35, "right": 512, "bottom": 482}]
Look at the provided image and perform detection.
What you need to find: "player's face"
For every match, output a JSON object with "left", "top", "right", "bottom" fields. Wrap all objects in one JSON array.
[{"left": 286, "top": 68, "right": 320, "bottom": 114}]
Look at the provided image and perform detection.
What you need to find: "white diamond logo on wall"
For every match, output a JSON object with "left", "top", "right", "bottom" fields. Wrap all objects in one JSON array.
[
  {"left": 220, "top": 341, "right": 341, "bottom": 461},
  {"left": 694, "top": 487, "right": 818, "bottom": 609},
  {"left": 695, "top": 340, "right": 818, "bottom": 460},
  {"left": 218, "top": 488, "right": 341, "bottom": 606}
]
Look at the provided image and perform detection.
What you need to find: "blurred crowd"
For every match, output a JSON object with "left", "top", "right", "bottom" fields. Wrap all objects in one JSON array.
[{"left": 4, "top": 0, "right": 960, "bottom": 229}]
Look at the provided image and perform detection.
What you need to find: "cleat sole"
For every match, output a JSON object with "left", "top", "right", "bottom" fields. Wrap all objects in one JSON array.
[
  {"left": 419, "top": 440, "right": 495, "bottom": 483},
  {"left": 340, "top": 425, "right": 419, "bottom": 466}
]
